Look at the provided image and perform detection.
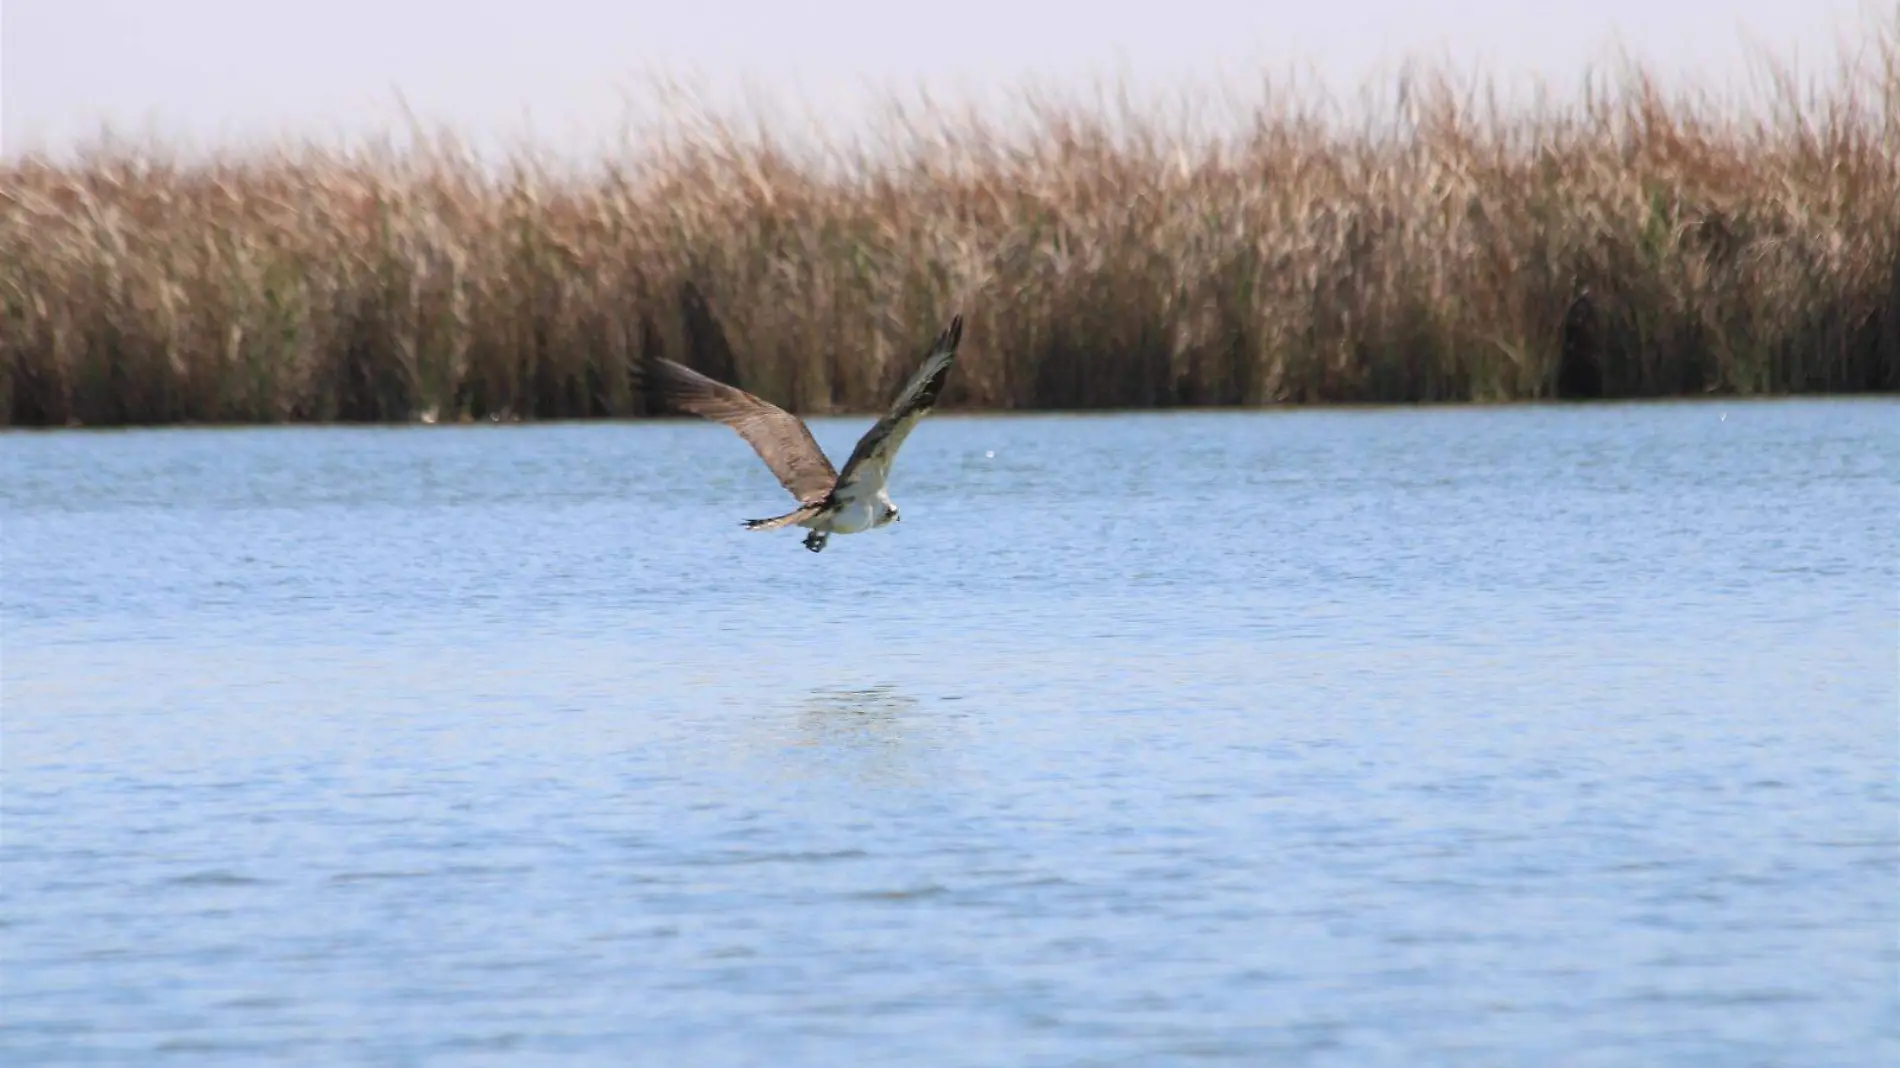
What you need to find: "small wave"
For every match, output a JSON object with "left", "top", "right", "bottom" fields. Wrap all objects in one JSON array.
[
  {"left": 164, "top": 871, "right": 266, "bottom": 887},
  {"left": 849, "top": 884, "right": 948, "bottom": 901},
  {"left": 329, "top": 870, "right": 435, "bottom": 883},
  {"left": 700, "top": 849, "right": 870, "bottom": 866}
]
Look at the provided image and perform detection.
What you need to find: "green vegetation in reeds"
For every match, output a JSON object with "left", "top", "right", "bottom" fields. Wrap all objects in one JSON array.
[{"left": 3, "top": 22, "right": 1896, "bottom": 426}]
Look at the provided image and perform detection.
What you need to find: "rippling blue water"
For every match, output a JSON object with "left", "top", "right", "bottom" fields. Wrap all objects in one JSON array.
[{"left": 4, "top": 399, "right": 1896, "bottom": 1065}]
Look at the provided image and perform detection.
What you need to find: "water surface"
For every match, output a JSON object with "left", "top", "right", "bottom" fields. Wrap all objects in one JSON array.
[{"left": 4, "top": 400, "right": 1896, "bottom": 1065}]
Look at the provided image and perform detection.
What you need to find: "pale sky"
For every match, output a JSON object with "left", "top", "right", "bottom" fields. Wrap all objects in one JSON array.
[{"left": 1, "top": 0, "right": 1877, "bottom": 158}]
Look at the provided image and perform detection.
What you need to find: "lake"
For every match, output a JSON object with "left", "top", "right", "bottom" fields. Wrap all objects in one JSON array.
[{"left": 3, "top": 399, "right": 1895, "bottom": 1066}]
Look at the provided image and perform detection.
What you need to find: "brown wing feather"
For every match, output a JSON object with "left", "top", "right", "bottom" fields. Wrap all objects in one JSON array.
[
  {"left": 835, "top": 315, "right": 963, "bottom": 491},
  {"left": 636, "top": 357, "right": 838, "bottom": 503},
  {"left": 742, "top": 502, "right": 827, "bottom": 531}
]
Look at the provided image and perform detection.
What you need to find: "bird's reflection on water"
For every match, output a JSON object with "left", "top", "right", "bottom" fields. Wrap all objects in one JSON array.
[
  {"left": 750, "top": 683, "right": 961, "bottom": 786},
  {"left": 799, "top": 683, "right": 918, "bottom": 738}
]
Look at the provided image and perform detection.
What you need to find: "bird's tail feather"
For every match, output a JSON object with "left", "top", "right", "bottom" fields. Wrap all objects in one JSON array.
[{"left": 743, "top": 503, "right": 825, "bottom": 531}]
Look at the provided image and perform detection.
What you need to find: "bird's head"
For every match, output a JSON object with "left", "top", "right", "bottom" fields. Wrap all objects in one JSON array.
[{"left": 882, "top": 504, "right": 901, "bottom": 526}]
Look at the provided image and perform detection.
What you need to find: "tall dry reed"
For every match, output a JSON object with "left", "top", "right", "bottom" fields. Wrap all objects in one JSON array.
[{"left": 3, "top": 25, "right": 1896, "bottom": 426}]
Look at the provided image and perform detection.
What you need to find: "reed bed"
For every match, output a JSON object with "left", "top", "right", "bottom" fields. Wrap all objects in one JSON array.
[{"left": 3, "top": 29, "right": 1896, "bottom": 426}]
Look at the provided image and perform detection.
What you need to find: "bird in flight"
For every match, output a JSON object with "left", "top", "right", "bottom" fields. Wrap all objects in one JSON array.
[{"left": 638, "top": 313, "right": 964, "bottom": 552}]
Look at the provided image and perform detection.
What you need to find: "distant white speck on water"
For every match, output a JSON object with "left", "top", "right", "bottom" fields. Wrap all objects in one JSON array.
[
  {"left": 985, "top": 450, "right": 995, "bottom": 458},
  {"left": 1721, "top": 413, "right": 1728, "bottom": 421}
]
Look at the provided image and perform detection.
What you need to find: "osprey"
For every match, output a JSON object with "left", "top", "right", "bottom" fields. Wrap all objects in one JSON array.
[{"left": 638, "top": 314, "right": 964, "bottom": 552}]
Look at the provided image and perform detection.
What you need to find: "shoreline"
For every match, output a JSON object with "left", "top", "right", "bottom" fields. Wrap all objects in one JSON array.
[{"left": 5, "top": 393, "right": 1893, "bottom": 436}]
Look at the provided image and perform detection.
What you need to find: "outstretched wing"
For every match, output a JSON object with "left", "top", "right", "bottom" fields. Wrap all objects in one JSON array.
[
  {"left": 636, "top": 356, "right": 839, "bottom": 503},
  {"left": 833, "top": 314, "right": 963, "bottom": 496}
]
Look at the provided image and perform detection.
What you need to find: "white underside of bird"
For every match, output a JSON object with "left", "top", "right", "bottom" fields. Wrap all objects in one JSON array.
[{"left": 798, "top": 483, "right": 893, "bottom": 536}]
